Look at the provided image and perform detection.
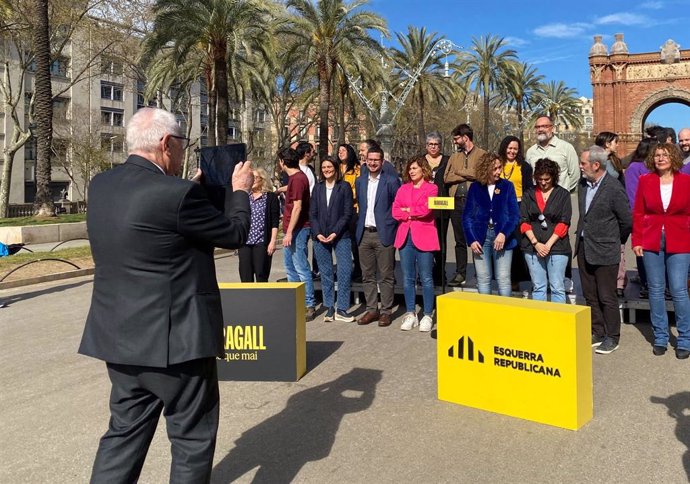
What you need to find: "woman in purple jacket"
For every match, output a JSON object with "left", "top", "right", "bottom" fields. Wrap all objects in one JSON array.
[{"left": 624, "top": 138, "right": 656, "bottom": 297}]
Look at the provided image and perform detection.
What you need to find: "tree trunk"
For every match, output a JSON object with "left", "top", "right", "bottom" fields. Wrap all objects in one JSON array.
[
  {"left": 417, "top": 86, "right": 426, "bottom": 146},
  {"left": 32, "top": 0, "right": 54, "bottom": 216},
  {"left": 482, "top": 78, "right": 490, "bottom": 150},
  {"left": 0, "top": 147, "right": 21, "bottom": 218},
  {"left": 517, "top": 103, "right": 524, "bottom": 148},
  {"left": 214, "top": 44, "right": 228, "bottom": 146},
  {"left": 317, "top": 61, "right": 331, "bottom": 164},
  {"left": 337, "top": 79, "right": 347, "bottom": 146}
]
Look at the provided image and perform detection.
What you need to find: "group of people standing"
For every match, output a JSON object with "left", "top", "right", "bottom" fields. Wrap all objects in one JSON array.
[{"left": 239, "top": 118, "right": 689, "bottom": 360}]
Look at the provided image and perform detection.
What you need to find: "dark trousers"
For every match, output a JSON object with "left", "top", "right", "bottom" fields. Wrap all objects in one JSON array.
[
  {"left": 577, "top": 244, "right": 621, "bottom": 341},
  {"left": 90, "top": 358, "right": 219, "bottom": 484},
  {"left": 433, "top": 214, "right": 449, "bottom": 282},
  {"left": 238, "top": 244, "right": 272, "bottom": 282},
  {"left": 358, "top": 230, "right": 396, "bottom": 313},
  {"left": 448, "top": 208, "right": 468, "bottom": 278}
]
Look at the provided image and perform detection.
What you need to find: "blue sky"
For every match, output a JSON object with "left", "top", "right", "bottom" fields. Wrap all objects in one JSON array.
[{"left": 369, "top": 0, "right": 690, "bottom": 133}]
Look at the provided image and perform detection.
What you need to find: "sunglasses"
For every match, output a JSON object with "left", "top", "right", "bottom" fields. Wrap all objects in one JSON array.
[{"left": 538, "top": 214, "right": 547, "bottom": 230}]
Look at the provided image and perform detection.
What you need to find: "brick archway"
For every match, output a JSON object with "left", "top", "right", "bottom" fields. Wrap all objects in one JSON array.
[
  {"left": 629, "top": 88, "right": 690, "bottom": 134},
  {"left": 589, "top": 35, "right": 690, "bottom": 155}
]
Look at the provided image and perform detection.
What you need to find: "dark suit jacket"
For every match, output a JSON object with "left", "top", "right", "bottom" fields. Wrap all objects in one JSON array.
[
  {"left": 519, "top": 185, "right": 572, "bottom": 255},
  {"left": 355, "top": 172, "right": 401, "bottom": 246},
  {"left": 309, "top": 180, "right": 353, "bottom": 242},
  {"left": 79, "top": 155, "right": 250, "bottom": 367},
  {"left": 462, "top": 178, "right": 520, "bottom": 250},
  {"left": 575, "top": 173, "right": 632, "bottom": 266}
]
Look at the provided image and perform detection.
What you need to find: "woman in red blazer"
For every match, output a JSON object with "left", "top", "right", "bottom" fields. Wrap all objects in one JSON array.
[
  {"left": 393, "top": 157, "right": 439, "bottom": 332},
  {"left": 632, "top": 143, "right": 690, "bottom": 359}
]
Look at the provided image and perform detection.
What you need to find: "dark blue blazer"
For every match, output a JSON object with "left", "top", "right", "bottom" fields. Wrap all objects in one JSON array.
[
  {"left": 462, "top": 178, "right": 520, "bottom": 250},
  {"left": 355, "top": 172, "right": 401, "bottom": 246},
  {"left": 309, "top": 180, "right": 353, "bottom": 242}
]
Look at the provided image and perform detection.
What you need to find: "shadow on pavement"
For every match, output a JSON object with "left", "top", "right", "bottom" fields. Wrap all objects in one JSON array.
[
  {"left": 650, "top": 392, "right": 690, "bottom": 481},
  {"left": 1, "top": 279, "right": 91, "bottom": 306},
  {"left": 305, "top": 341, "right": 343, "bottom": 373},
  {"left": 211, "top": 367, "right": 382, "bottom": 483}
]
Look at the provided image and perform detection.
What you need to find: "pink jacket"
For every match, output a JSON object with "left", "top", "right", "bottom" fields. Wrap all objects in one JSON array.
[{"left": 392, "top": 180, "right": 440, "bottom": 251}]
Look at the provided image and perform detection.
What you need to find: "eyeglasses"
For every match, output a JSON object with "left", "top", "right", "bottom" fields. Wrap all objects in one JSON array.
[
  {"left": 162, "top": 134, "right": 191, "bottom": 150},
  {"left": 538, "top": 214, "right": 547, "bottom": 229},
  {"left": 427, "top": 142, "right": 440, "bottom": 147}
]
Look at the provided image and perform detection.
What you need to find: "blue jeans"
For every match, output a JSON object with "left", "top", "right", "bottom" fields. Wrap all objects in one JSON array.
[
  {"left": 473, "top": 227, "right": 513, "bottom": 297},
  {"left": 399, "top": 235, "right": 435, "bottom": 315},
  {"left": 313, "top": 237, "right": 352, "bottom": 312},
  {"left": 283, "top": 227, "right": 315, "bottom": 307},
  {"left": 524, "top": 253, "right": 569, "bottom": 303},
  {"left": 643, "top": 234, "right": 690, "bottom": 350}
]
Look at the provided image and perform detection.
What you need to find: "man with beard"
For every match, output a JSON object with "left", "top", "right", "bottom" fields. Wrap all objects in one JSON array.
[
  {"left": 526, "top": 116, "right": 580, "bottom": 192},
  {"left": 443, "top": 123, "right": 485, "bottom": 287}
]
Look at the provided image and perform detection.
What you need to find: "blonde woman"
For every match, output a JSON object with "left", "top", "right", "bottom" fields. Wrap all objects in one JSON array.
[{"left": 238, "top": 168, "right": 280, "bottom": 282}]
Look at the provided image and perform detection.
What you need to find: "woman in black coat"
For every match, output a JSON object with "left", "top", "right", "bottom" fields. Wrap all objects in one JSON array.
[
  {"left": 238, "top": 168, "right": 280, "bottom": 282},
  {"left": 310, "top": 157, "right": 355, "bottom": 322}
]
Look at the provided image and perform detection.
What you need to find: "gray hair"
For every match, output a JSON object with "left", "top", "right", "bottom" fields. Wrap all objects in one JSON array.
[
  {"left": 426, "top": 131, "right": 442, "bottom": 145},
  {"left": 126, "top": 107, "right": 181, "bottom": 153},
  {"left": 587, "top": 145, "right": 608, "bottom": 167}
]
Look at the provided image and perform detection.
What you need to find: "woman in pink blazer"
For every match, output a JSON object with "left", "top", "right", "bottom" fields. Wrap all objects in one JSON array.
[
  {"left": 393, "top": 157, "right": 440, "bottom": 332},
  {"left": 632, "top": 143, "right": 690, "bottom": 359}
]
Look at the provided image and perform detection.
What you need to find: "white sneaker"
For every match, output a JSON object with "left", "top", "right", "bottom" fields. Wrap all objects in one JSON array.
[
  {"left": 400, "top": 312, "right": 418, "bottom": 331},
  {"left": 419, "top": 315, "right": 433, "bottom": 332}
]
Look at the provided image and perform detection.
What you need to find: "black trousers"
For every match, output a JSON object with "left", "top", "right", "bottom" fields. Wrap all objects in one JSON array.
[
  {"left": 448, "top": 208, "right": 468, "bottom": 278},
  {"left": 577, "top": 243, "right": 621, "bottom": 341},
  {"left": 238, "top": 244, "right": 272, "bottom": 282},
  {"left": 90, "top": 358, "right": 219, "bottom": 484}
]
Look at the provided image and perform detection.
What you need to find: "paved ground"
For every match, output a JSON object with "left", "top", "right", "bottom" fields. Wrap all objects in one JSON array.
[{"left": 1, "top": 248, "right": 688, "bottom": 484}]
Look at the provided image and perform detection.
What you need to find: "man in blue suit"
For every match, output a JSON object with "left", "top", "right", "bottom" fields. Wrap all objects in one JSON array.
[{"left": 355, "top": 146, "right": 401, "bottom": 327}]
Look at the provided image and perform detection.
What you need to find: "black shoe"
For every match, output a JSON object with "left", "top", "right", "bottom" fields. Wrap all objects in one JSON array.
[
  {"left": 595, "top": 337, "right": 619, "bottom": 354},
  {"left": 277, "top": 277, "right": 288, "bottom": 283},
  {"left": 639, "top": 287, "right": 648, "bottom": 299},
  {"left": 312, "top": 272, "right": 321, "bottom": 281},
  {"left": 675, "top": 348, "right": 690, "bottom": 360},
  {"left": 324, "top": 307, "right": 335, "bottom": 322},
  {"left": 652, "top": 345, "right": 667, "bottom": 356},
  {"left": 591, "top": 334, "right": 605, "bottom": 347},
  {"left": 447, "top": 273, "right": 466, "bottom": 287}
]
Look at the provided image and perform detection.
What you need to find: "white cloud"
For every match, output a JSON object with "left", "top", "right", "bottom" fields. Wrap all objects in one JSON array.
[
  {"left": 595, "top": 12, "right": 650, "bottom": 25},
  {"left": 528, "top": 55, "right": 577, "bottom": 66},
  {"left": 533, "top": 23, "right": 588, "bottom": 38},
  {"left": 640, "top": 1, "right": 664, "bottom": 9},
  {"left": 504, "top": 36, "right": 529, "bottom": 48}
]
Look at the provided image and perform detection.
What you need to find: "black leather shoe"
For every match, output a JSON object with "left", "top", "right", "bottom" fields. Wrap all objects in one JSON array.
[
  {"left": 675, "top": 348, "right": 690, "bottom": 360},
  {"left": 652, "top": 345, "right": 667, "bottom": 356},
  {"left": 447, "top": 273, "right": 466, "bottom": 287}
]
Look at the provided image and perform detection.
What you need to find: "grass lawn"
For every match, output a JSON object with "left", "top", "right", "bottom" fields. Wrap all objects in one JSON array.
[
  {"left": 0, "top": 246, "right": 92, "bottom": 272},
  {"left": 0, "top": 213, "right": 86, "bottom": 227}
]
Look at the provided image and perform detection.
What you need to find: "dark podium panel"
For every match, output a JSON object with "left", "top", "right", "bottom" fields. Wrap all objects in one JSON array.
[{"left": 217, "top": 283, "right": 306, "bottom": 381}]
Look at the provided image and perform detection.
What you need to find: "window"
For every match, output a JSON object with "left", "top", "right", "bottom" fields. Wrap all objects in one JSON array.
[
  {"left": 101, "top": 56, "right": 123, "bottom": 76},
  {"left": 228, "top": 126, "right": 237, "bottom": 139},
  {"left": 25, "top": 137, "right": 36, "bottom": 160},
  {"left": 101, "top": 82, "right": 123, "bottom": 101},
  {"left": 255, "top": 110, "right": 266, "bottom": 123},
  {"left": 101, "top": 108, "right": 124, "bottom": 126},
  {"left": 50, "top": 57, "right": 69, "bottom": 78},
  {"left": 53, "top": 97, "right": 70, "bottom": 121}
]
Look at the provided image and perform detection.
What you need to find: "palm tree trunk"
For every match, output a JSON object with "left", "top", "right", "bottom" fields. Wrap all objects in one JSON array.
[
  {"left": 517, "top": 103, "right": 524, "bottom": 148},
  {"left": 338, "top": 80, "right": 346, "bottom": 146},
  {"left": 214, "top": 44, "right": 228, "bottom": 146},
  {"left": 417, "top": 87, "right": 426, "bottom": 145},
  {"left": 32, "top": 0, "right": 54, "bottom": 216},
  {"left": 317, "top": 61, "right": 331, "bottom": 162},
  {"left": 482, "top": 78, "right": 490, "bottom": 149}
]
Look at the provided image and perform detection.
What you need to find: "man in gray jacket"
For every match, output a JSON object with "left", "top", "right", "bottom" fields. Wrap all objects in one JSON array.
[{"left": 575, "top": 145, "right": 632, "bottom": 355}]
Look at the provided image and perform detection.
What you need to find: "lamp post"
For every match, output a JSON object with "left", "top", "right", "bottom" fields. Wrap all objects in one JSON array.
[{"left": 344, "top": 39, "right": 459, "bottom": 160}]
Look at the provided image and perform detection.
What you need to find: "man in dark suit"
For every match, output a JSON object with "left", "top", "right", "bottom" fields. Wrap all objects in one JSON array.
[
  {"left": 575, "top": 145, "right": 632, "bottom": 355},
  {"left": 355, "top": 146, "right": 401, "bottom": 327},
  {"left": 79, "top": 107, "right": 253, "bottom": 483}
]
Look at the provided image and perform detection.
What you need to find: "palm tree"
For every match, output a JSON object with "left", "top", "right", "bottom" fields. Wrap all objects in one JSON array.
[
  {"left": 535, "top": 80, "right": 583, "bottom": 132},
  {"left": 500, "top": 61, "right": 543, "bottom": 146},
  {"left": 141, "top": 0, "right": 271, "bottom": 146},
  {"left": 457, "top": 35, "right": 517, "bottom": 149},
  {"left": 389, "top": 27, "right": 456, "bottom": 144},
  {"left": 32, "top": 0, "right": 53, "bottom": 216},
  {"left": 281, "top": 0, "right": 387, "bottom": 160}
]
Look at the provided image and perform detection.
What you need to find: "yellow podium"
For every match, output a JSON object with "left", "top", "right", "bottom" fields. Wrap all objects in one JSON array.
[{"left": 437, "top": 292, "right": 592, "bottom": 430}]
